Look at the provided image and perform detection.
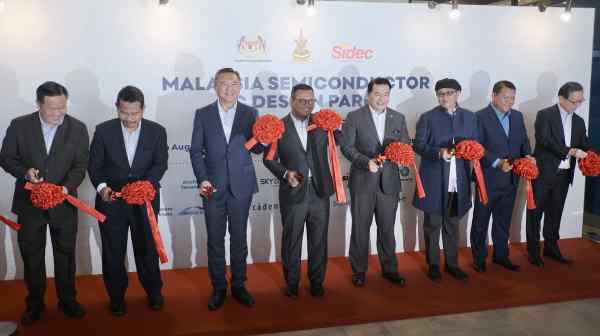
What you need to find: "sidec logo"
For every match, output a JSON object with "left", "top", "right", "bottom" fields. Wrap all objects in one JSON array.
[{"left": 331, "top": 44, "right": 375, "bottom": 60}]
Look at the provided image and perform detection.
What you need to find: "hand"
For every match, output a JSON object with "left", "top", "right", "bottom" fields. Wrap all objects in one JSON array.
[
  {"left": 286, "top": 171, "right": 301, "bottom": 188},
  {"left": 525, "top": 155, "right": 536, "bottom": 164},
  {"left": 62, "top": 186, "right": 68, "bottom": 194},
  {"left": 440, "top": 148, "right": 453, "bottom": 161},
  {"left": 25, "top": 168, "right": 44, "bottom": 183},
  {"left": 575, "top": 149, "right": 588, "bottom": 159},
  {"left": 499, "top": 159, "right": 513, "bottom": 173},
  {"left": 100, "top": 186, "right": 113, "bottom": 202},
  {"left": 199, "top": 181, "right": 216, "bottom": 198},
  {"left": 368, "top": 159, "right": 379, "bottom": 173}
]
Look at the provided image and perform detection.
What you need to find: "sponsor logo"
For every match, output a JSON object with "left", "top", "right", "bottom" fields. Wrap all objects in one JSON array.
[
  {"left": 331, "top": 44, "right": 375, "bottom": 61},
  {"left": 180, "top": 180, "right": 199, "bottom": 190},
  {"left": 259, "top": 177, "right": 280, "bottom": 185},
  {"left": 292, "top": 29, "right": 311, "bottom": 63},
  {"left": 178, "top": 206, "right": 204, "bottom": 216},
  {"left": 159, "top": 207, "right": 173, "bottom": 216},
  {"left": 251, "top": 202, "right": 279, "bottom": 212},
  {"left": 170, "top": 144, "right": 191, "bottom": 152},
  {"left": 236, "top": 35, "right": 271, "bottom": 62}
]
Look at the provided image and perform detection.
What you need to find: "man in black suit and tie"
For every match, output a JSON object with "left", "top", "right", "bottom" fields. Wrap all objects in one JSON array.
[
  {"left": 526, "top": 81, "right": 589, "bottom": 266},
  {"left": 470, "top": 81, "right": 533, "bottom": 273},
  {"left": 88, "top": 86, "right": 168, "bottom": 316},
  {"left": 0, "top": 81, "right": 89, "bottom": 324},
  {"left": 263, "top": 84, "right": 339, "bottom": 298},
  {"left": 190, "top": 68, "right": 265, "bottom": 310},
  {"left": 341, "top": 77, "right": 410, "bottom": 287}
]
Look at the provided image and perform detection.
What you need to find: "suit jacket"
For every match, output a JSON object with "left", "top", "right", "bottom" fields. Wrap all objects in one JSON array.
[
  {"left": 263, "top": 114, "right": 338, "bottom": 205},
  {"left": 412, "top": 105, "right": 478, "bottom": 217},
  {"left": 340, "top": 105, "right": 410, "bottom": 195},
  {"left": 0, "top": 112, "right": 89, "bottom": 217},
  {"left": 476, "top": 104, "right": 531, "bottom": 195},
  {"left": 533, "top": 104, "right": 588, "bottom": 184},
  {"left": 88, "top": 118, "right": 168, "bottom": 216},
  {"left": 189, "top": 101, "right": 265, "bottom": 199}
]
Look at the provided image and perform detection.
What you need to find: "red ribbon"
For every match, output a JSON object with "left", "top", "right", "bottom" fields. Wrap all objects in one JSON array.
[
  {"left": 455, "top": 140, "right": 488, "bottom": 205},
  {"left": 578, "top": 151, "right": 600, "bottom": 177},
  {"left": 244, "top": 114, "right": 285, "bottom": 161},
  {"left": 24, "top": 182, "right": 107, "bottom": 222},
  {"left": 114, "top": 181, "right": 168, "bottom": 264},
  {"left": 378, "top": 142, "right": 426, "bottom": 199},
  {"left": 0, "top": 214, "right": 21, "bottom": 231},
  {"left": 513, "top": 158, "right": 539, "bottom": 210},
  {"left": 307, "top": 109, "right": 347, "bottom": 203}
]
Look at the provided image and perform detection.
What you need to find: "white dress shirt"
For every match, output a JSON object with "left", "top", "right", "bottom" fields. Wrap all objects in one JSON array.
[
  {"left": 290, "top": 113, "right": 311, "bottom": 177},
  {"left": 558, "top": 104, "right": 573, "bottom": 169},
  {"left": 39, "top": 114, "right": 64, "bottom": 154},
  {"left": 369, "top": 105, "right": 386, "bottom": 144},
  {"left": 96, "top": 122, "right": 141, "bottom": 193},
  {"left": 218, "top": 100, "right": 237, "bottom": 143},
  {"left": 446, "top": 109, "right": 458, "bottom": 193}
]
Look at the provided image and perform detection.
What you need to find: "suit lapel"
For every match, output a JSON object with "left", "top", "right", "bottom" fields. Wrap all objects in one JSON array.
[
  {"left": 230, "top": 102, "right": 244, "bottom": 140},
  {"left": 47, "top": 117, "right": 68, "bottom": 159},
  {"left": 31, "top": 113, "right": 49, "bottom": 161},
  {"left": 113, "top": 120, "right": 130, "bottom": 168},
  {"left": 212, "top": 101, "right": 230, "bottom": 144},
  {"left": 286, "top": 115, "right": 306, "bottom": 153},
  {"left": 552, "top": 105, "right": 566, "bottom": 147},
  {"left": 488, "top": 106, "right": 509, "bottom": 140},
  {"left": 383, "top": 109, "right": 394, "bottom": 144},
  {"left": 130, "top": 119, "right": 147, "bottom": 171},
  {"left": 363, "top": 106, "right": 381, "bottom": 146}
]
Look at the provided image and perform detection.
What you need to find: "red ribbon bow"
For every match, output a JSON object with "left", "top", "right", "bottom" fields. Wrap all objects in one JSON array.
[
  {"left": 113, "top": 181, "right": 168, "bottom": 264},
  {"left": 244, "top": 114, "right": 285, "bottom": 161},
  {"left": 0, "top": 214, "right": 21, "bottom": 231},
  {"left": 25, "top": 182, "right": 106, "bottom": 222},
  {"left": 306, "top": 109, "right": 347, "bottom": 203},
  {"left": 377, "top": 142, "right": 426, "bottom": 199},
  {"left": 513, "top": 158, "right": 539, "bottom": 209},
  {"left": 455, "top": 140, "right": 488, "bottom": 205},
  {"left": 578, "top": 151, "right": 600, "bottom": 177}
]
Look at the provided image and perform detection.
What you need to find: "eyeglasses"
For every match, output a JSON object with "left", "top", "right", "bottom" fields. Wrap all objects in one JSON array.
[
  {"left": 436, "top": 90, "right": 456, "bottom": 97},
  {"left": 295, "top": 98, "right": 316, "bottom": 106}
]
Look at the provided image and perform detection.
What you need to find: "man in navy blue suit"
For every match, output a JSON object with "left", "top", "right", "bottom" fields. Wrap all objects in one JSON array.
[
  {"left": 88, "top": 86, "right": 168, "bottom": 316},
  {"left": 190, "top": 68, "right": 265, "bottom": 310},
  {"left": 413, "top": 78, "right": 478, "bottom": 282},
  {"left": 470, "top": 81, "right": 533, "bottom": 273}
]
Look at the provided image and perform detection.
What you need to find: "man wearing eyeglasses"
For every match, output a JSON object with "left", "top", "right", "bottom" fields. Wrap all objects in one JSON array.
[
  {"left": 263, "top": 84, "right": 340, "bottom": 298},
  {"left": 341, "top": 77, "right": 410, "bottom": 288},
  {"left": 470, "top": 81, "right": 533, "bottom": 273},
  {"left": 526, "top": 81, "right": 589, "bottom": 267},
  {"left": 88, "top": 86, "right": 168, "bottom": 316},
  {"left": 190, "top": 68, "right": 265, "bottom": 310},
  {"left": 413, "top": 78, "right": 478, "bottom": 282}
]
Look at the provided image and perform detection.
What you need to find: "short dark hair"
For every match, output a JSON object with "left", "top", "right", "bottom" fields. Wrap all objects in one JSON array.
[
  {"left": 36, "top": 81, "right": 68, "bottom": 104},
  {"left": 492, "top": 80, "right": 516, "bottom": 94},
  {"left": 367, "top": 77, "right": 392, "bottom": 94},
  {"left": 116, "top": 85, "right": 145, "bottom": 108},
  {"left": 215, "top": 67, "right": 241, "bottom": 81},
  {"left": 291, "top": 83, "right": 313, "bottom": 98},
  {"left": 558, "top": 81, "right": 584, "bottom": 99}
]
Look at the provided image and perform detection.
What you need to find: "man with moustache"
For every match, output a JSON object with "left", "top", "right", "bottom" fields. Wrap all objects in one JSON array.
[
  {"left": 88, "top": 86, "right": 168, "bottom": 316},
  {"left": 470, "top": 81, "right": 533, "bottom": 273},
  {"left": 263, "top": 84, "right": 340, "bottom": 298},
  {"left": 341, "top": 77, "right": 410, "bottom": 287},
  {"left": 413, "top": 78, "right": 478, "bottom": 282}
]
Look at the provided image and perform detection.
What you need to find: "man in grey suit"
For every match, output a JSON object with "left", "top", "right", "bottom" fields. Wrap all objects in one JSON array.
[{"left": 341, "top": 77, "right": 410, "bottom": 287}]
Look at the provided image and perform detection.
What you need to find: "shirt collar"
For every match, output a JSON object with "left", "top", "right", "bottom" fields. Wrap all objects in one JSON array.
[
  {"left": 558, "top": 103, "right": 572, "bottom": 119},
  {"left": 38, "top": 113, "right": 64, "bottom": 128},
  {"left": 217, "top": 99, "right": 237, "bottom": 114},
  {"left": 490, "top": 103, "right": 511, "bottom": 119},
  {"left": 121, "top": 120, "right": 141, "bottom": 135},
  {"left": 290, "top": 112, "right": 309, "bottom": 125},
  {"left": 369, "top": 105, "right": 386, "bottom": 116}
]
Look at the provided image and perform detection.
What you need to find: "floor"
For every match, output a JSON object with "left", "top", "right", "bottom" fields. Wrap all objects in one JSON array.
[{"left": 260, "top": 298, "right": 600, "bottom": 336}]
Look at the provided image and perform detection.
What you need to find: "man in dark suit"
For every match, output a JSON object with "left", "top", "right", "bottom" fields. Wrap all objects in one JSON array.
[
  {"left": 526, "top": 81, "right": 589, "bottom": 266},
  {"left": 88, "top": 86, "right": 168, "bottom": 316},
  {"left": 413, "top": 78, "right": 478, "bottom": 282},
  {"left": 263, "top": 84, "right": 339, "bottom": 298},
  {"left": 190, "top": 68, "right": 265, "bottom": 310},
  {"left": 470, "top": 81, "right": 533, "bottom": 273},
  {"left": 0, "top": 81, "right": 89, "bottom": 324},
  {"left": 341, "top": 77, "right": 409, "bottom": 287}
]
